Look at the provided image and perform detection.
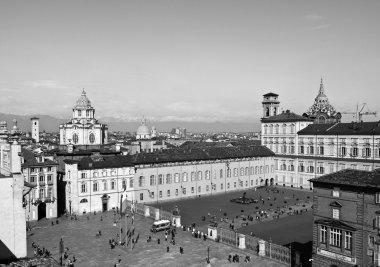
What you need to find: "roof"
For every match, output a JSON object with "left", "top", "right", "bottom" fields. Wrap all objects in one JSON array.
[
  {"left": 314, "top": 219, "right": 356, "bottom": 231},
  {"left": 133, "top": 145, "right": 275, "bottom": 165},
  {"left": 261, "top": 111, "right": 313, "bottom": 123},
  {"left": 21, "top": 149, "right": 58, "bottom": 168},
  {"left": 310, "top": 168, "right": 380, "bottom": 189},
  {"left": 67, "top": 145, "right": 274, "bottom": 170},
  {"left": 73, "top": 155, "right": 134, "bottom": 170},
  {"left": 298, "top": 121, "right": 380, "bottom": 135},
  {"left": 263, "top": 92, "right": 278, "bottom": 97}
]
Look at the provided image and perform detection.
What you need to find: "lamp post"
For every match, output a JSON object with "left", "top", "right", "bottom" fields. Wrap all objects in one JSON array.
[
  {"left": 27, "top": 215, "right": 30, "bottom": 231},
  {"left": 207, "top": 246, "right": 210, "bottom": 262},
  {"left": 113, "top": 209, "right": 116, "bottom": 226}
]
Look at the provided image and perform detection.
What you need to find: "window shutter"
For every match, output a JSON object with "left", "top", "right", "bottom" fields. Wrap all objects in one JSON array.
[{"left": 362, "top": 148, "right": 365, "bottom": 157}]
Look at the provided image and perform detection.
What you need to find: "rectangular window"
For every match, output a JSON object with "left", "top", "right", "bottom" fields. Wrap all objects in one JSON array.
[
  {"left": 81, "top": 184, "right": 86, "bottom": 193},
  {"left": 47, "top": 175, "right": 52, "bottom": 182},
  {"left": 320, "top": 226, "right": 327, "bottom": 243},
  {"left": 39, "top": 188, "right": 44, "bottom": 199},
  {"left": 191, "top": 187, "right": 194, "bottom": 193},
  {"left": 375, "top": 193, "right": 380, "bottom": 204},
  {"left": 191, "top": 172, "right": 196, "bottom": 181},
  {"left": 30, "top": 176, "right": 35, "bottom": 183},
  {"left": 159, "top": 191, "right": 162, "bottom": 198},
  {"left": 140, "top": 193, "right": 143, "bottom": 201},
  {"left": 39, "top": 175, "right": 44, "bottom": 182},
  {"left": 182, "top": 188, "right": 186, "bottom": 195},
  {"left": 47, "top": 188, "right": 52, "bottom": 198},
  {"left": 111, "top": 181, "right": 115, "bottom": 190},
  {"left": 175, "top": 189, "right": 179, "bottom": 196},
  {"left": 234, "top": 182, "right": 236, "bottom": 188},
  {"left": 329, "top": 228, "right": 342, "bottom": 247},
  {"left": 93, "top": 183, "right": 98, "bottom": 192},
  {"left": 31, "top": 168, "right": 35, "bottom": 173},
  {"left": 198, "top": 186, "right": 201, "bottom": 193},
  {"left": 344, "top": 231, "right": 352, "bottom": 250},
  {"left": 369, "top": 236, "right": 375, "bottom": 246},
  {"left": 221, "top": 183, "right": 223, "bottom": 190},
  {"left": 48, "top": 167, "right": 52, "bottom": 172},
  {"left": 197, "top": 171, "right": 202, "bottom": 180},
  {"left": 206, "top": 185, "right": 210, "bottom": 192},
  {"left": 129, "top": 179, "right": 133, "bottom": 188},
  {"left": 182, "top": 173, "right": 188, "bottom": 182},
  {"left": 166, "top": 174, "right": 172, "bottom": 184},
  {"left": 150, "top": 175, "right": 156, "bottom": 186},
  {"left": 375, "top": 216, "right": 380, "bottom": 229},
  {"left": 332, "top": 208, "right": 340, "bottom": 220},
  {"left": 167, "top": 190, "right": 170, "bottom": 197},
  {"left": 174, "top": 173, "right": 180, "bottom": 183},
  {"left": 81, "top": 173, "right": 86, "bottom": 179},
  {"left": 158, "top": 174, "right": 164, "bottom": 185}
]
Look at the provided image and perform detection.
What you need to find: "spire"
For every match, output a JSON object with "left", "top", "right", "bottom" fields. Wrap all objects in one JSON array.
[
  {"left": 82, "top": 88, "right": 86, "bottom": 95},
  {"left": 317, "top": 77, "right": 326, "bottom": 97}
]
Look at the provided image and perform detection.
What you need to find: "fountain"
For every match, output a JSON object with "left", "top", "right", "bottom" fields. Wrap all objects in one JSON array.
[{"left": 230, "top": 192, "right": 256, "bottom": 204}]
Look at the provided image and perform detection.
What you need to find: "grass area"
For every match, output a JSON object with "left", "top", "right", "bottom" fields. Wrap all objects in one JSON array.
[{"left": 151, "top": 186, "right": 313, "bottom": 245}]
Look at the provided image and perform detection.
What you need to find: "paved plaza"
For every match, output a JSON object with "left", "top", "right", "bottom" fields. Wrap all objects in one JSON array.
[{"left": 27, "top": 211, "right": 286, "bottom": 267}]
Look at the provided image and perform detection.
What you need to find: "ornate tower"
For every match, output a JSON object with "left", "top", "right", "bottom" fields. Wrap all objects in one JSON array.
[
  {"left": 306, "top": 78, "right": 340, "bottom": 124},
  {"left": 30, "top": 117, "right": 39, "bottom": 143},
  {"left": 262, "top": 93, "right": 280, "bottom": 118}
]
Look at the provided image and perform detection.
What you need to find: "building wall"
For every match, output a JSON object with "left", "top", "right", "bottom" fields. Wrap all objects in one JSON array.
[
  {"left": 23, "top": 163, "right": 58, "bottom": 221},
  {"left": 133, "top": 156, "right": 275, "bottom": 204},
  {"left": 65, "top": 164, "right": 135, "bottom": 214},
  {"left": 59, "top": 125, "right": 106, "bottom": 146},
  {"left": 262, "top": 122, "right": 380, "bottom": 189},
  {"left": 0, "top": 174, "right": 27, "bottom": 260},
  {"left": 312, "top": 184, "right": 380, "bottom": 267},
  {"left": 64, "top": 156, "right": 275, "bottom": 213}
]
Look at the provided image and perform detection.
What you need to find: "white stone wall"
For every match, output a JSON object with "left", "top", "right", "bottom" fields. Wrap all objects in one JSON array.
[
  {"left": 0, "top": 174, "right": 27, "bottom": 260},
  {"left": 133, "top": 157, "right": 275, "bottom": 204}
]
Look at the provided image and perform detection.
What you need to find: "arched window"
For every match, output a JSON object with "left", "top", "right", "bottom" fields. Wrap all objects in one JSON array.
[
  {"left": 80, "top": 198, "right": 88, "bottom": 203},
  {"left": 266, "top": 107, "right": 270, "bottom": 117},
  {"left": 240, "top": 167, "right": 244, "bottom": 176},
  {"left": 89, "top": 133, "right": 95, "bottom": 144},
  {"left": 182, "top": 172, "right": 188, "bottom": 182},
  {"left": 93, "top": 182, "right": 98, "bottom": 192},
  {"left": 72, "top": 133, "right": 79, "bottom": 144},
  {"left": 245, "top": 167, "right": 249, "bottom": 176}
]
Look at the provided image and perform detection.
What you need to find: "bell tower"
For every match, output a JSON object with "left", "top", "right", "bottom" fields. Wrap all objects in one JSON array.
[{"left": 262, "top": 93, "right": 280, "bottom": 118}]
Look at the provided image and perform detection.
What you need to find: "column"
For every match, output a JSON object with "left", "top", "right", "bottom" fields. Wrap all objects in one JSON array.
[{"left": 238, "top": 234, "right": 246, "bottom": 249}]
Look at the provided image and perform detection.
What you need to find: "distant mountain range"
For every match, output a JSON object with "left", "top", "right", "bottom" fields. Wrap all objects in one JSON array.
[{"left": 0, "top": 113, "right": 261, "bottom": 133}]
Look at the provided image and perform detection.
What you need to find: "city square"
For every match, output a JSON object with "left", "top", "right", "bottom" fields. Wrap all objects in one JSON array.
[{"left": 26, "top": 208, "right": 285, "bottom": 267}]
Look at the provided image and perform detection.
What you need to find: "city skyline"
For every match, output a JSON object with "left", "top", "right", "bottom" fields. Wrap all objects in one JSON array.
[{"left": 1, "top": 1, "right": 379, "bottom": 124}]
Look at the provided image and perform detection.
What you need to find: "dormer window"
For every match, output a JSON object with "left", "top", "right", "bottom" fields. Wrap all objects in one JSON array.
[{"left": 332, "top": 188, "right": 340, "bottom": 198}]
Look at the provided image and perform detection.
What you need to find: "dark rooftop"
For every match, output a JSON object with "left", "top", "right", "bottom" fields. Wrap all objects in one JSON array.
[
  {"left": 263, "top": 92, "right": 279, "bottom": 97},
  {"left": 310, "top": 168, "right": 380, "bottom": 189},
  {"left": 298, "top": 121, "right": 380, "bottom": 135},
  {"left": 68, "top": 145, "right": 275, "bottom": 170},
  {"left": 261, "top": 111, "right": 313, "bottom": 123},
  {"left": 21, "top": 149, "right": 58, "bottom": 168}
]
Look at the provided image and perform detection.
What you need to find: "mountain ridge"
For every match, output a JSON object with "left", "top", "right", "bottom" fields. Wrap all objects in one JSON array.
[{"left": 0, "top": 113, "right": 260, "bottom": 133}]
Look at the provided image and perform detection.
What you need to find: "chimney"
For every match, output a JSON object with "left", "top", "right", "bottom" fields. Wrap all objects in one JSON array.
[
  {"left": 11, "top": 141, "right": 22, "bottom": 173},
  {"left": 116, "top": 143, "right": 121, "bottom": 152}
]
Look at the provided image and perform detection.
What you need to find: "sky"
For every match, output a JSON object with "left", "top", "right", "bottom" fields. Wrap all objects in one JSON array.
[{"left": 0, "top": 0, "right": 379, "bottom": 125}]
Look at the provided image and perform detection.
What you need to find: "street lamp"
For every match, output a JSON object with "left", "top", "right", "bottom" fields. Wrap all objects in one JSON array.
[
  {"left": 207, "top": 246, "right": 210, "bottom": 263},
  {"left": 27, "top": 215, "right": 30, "bottom": 231}
]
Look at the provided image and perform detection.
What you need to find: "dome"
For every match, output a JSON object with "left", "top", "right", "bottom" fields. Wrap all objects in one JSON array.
[
  {"left": 74, "top": 89, "right": 92, "bottom": 109},
  {"left": 136, "top": 117, "right": 151, "bottom": 138}
]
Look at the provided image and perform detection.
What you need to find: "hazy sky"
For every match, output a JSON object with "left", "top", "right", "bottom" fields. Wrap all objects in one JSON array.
[{"left": 1, "top": 0, "right": 379, "bottom": 123}]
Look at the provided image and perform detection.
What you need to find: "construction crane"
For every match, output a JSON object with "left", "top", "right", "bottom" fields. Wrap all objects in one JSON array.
[{"left": 341, "top": 103, "right": 377, "bottom": 122}]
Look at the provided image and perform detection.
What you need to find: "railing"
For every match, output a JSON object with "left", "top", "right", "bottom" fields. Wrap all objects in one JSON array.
[
  {"left": 216, "top": 227, "right": 291, "bottom": 266},
  {"left": 265, "top": 241, "right": 291, "bottom": 264}
]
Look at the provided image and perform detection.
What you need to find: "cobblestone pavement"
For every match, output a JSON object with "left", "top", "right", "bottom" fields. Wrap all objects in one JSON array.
[{"left": 27, "top": 211, "right": 286, "bottom": 267}]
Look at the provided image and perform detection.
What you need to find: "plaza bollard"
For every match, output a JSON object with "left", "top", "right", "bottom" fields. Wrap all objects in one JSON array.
[
  {"left": 207, "top": 226, "right": 217, "bottom": 241},
  {"left": 238, "top": 234, "right": 246, "bottom": 250},
  {"left": 144, "top": 206, "right": 150, "bottom": 217},
  {"left": 172, "top": 215, "right": 181, "bottom": 228},
  {"left": 258, "top": 240, "right": 266, "bottom": 256},
  {"left": 155, "top": 209, "right": 160, "bottom": 221}
]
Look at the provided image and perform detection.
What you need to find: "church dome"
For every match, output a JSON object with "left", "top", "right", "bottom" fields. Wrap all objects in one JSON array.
[
  {"left": 74, "top": 89, "right": 92, "bottom": 109},
  {"left": 136, "top": 117, "right": 151, "bottom": 139}
]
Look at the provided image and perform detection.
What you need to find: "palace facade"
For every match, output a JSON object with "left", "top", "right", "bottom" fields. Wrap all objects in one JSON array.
[
  {"left": 64, "top": 145, "right": 275, "bottom": 214},
  {"left": 261, "top": 80, "right": 380, "bottom": 189}
]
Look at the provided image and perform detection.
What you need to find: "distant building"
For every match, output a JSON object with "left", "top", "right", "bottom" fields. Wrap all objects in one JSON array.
[
  {"left": 59, "top": 89, "right": 108, "bottom": 146},
  {"left": 31, "top": 117, "right": 40, "bottom": 143},
  {"left": 311, "top": 168, "right": 380, "bottom": 267}
]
